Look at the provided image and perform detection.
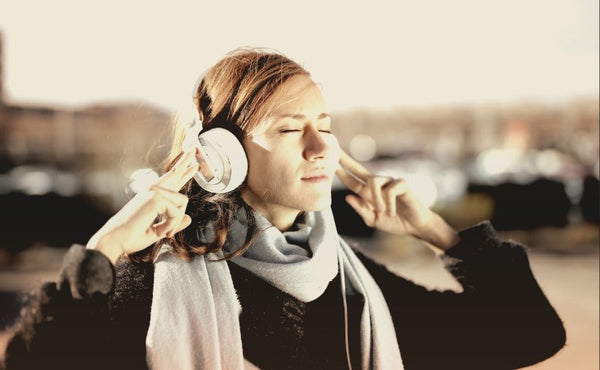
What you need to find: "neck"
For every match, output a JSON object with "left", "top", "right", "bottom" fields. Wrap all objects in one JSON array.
[{"left": 241, "top": 191, "right": 301, "bottom": 231}]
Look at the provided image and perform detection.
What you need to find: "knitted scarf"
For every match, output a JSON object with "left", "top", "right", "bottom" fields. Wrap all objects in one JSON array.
[{"left": 146, "top": 208, "right": 403, "bottom": 369}]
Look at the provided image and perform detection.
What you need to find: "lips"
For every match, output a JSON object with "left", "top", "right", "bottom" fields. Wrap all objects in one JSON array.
[{"left": 301, "top": 174, "right": 329, "bottom": 182}]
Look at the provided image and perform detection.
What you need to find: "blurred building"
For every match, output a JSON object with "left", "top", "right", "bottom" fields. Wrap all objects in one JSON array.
[
  {"left": 330, "top": 85, "right": 598, "bottom": 232},
  {"left": 332, "top": 100, "right": 599, "bottom": 169},
  {"left": 0, "top": 31, "right": 597, "bottom": 247},
  {"left": 0, "top": 35, "right": 173, "bottom": 206},
  {"left": 0, "top": 34, "right": 173, "bottom": 250}
]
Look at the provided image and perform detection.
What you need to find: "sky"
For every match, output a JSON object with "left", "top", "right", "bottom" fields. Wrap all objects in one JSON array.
[{"left": 0, "top": 0, "right": 598, "bottom": 117}]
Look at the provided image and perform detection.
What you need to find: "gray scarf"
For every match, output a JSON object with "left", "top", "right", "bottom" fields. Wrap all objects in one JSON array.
[{"left": 146, "top": 208, "right": 403, "bottom": 369}]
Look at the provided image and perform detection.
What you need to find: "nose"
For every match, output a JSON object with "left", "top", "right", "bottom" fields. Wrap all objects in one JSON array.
[{"left": 303, "top": 127, "right": 331, "bottom": 161}]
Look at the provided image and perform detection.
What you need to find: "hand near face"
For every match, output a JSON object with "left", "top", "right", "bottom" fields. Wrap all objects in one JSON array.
[
  {"left": 86, "top": 150, "right": 200, "bottom": 263},
  {"left": 335, "top": 149, "right": 460, "bottom": 251}
]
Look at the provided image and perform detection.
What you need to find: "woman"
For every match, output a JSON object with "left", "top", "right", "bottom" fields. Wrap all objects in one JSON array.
[{"left": 4, "top": 48, "right": 565, "bottom": 369}]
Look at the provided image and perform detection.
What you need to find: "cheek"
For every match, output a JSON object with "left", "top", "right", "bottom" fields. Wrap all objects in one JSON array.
[
  {"left": 325, "top": 135, "right": 341, "bottom": 168},
  {"left": 246, "top": 148, "right": 292, "bottom": 189}
]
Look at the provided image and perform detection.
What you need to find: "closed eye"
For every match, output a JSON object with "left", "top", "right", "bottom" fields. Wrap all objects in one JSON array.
[{"left": 278, "top": 128, "right": 331, "bottom": 134}]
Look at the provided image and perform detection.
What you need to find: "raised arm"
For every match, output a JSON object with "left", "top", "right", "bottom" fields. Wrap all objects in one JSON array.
[
  {"left": 87, "top": 149, "right": 200, "bottom": 263},
  {"left": 359, "top": 223, "right": 566, "bottom": 369},
  {"left": 4, "top": 149, "right": 200, "bottom": 369},
  {"left": 336, "top": 149, "right": 565, "bottom": 368},
  {"left": 335, "top": 148, "right": 459, "bottom": 250}
]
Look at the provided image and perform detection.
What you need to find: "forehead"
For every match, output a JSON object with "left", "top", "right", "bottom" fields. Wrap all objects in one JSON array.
[
  {"left": 249, "top": 75, "right": 327, "bottom": 135},
  {"left": 269, "top": 75, "right": 326, "bottom": 114}
]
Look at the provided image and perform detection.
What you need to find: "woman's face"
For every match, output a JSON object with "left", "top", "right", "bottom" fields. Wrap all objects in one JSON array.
[{"left": 242, "top": 75, "right": 340, "bottom": 227}]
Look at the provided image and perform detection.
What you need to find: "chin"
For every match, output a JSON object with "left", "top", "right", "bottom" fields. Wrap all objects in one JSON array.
[{"left": 300, "top": 195, "right": 332, "bottom": 212}]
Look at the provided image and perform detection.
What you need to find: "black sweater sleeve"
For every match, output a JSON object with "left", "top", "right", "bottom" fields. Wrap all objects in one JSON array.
[
  {"left": 4, "top": 245, "right": 153, "bottom": 370},
  {"left": 360, "top": 221, "right": 566, "bottom": 370},
  {"left": 4, "top": 244, "right": 116, "bottom": 369}
]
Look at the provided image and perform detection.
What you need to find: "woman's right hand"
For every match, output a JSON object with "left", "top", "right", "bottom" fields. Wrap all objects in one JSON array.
[{"left": 86, "top": 150, "right": 200, "bottom": 264}]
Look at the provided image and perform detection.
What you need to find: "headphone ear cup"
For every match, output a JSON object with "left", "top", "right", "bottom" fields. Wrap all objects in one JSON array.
[{"left": 192, "top": 127, "right": 248, "bottom": 193}]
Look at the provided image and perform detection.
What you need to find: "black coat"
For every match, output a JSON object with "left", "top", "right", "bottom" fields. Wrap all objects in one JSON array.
[{"left": 4, "top": 222, "right": 566, "bottom": 369}]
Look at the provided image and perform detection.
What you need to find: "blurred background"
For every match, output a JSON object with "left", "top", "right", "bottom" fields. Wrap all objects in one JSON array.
[{"left": 0, "top": 0, "right": 598, "bottom": 368}]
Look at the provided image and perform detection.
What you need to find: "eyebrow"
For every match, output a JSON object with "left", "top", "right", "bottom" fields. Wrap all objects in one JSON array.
[{"left": 274, "top": 112, "right": 331, "bottom": 121}]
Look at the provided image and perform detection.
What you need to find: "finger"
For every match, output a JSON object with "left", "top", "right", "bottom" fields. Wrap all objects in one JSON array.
[
  {"left": 178, "top": 161, "right": 200, "bottom": 189},
  {"left": 335, "top": 166, "right": 366, "bottom": 194},
  {"left": 382, "top": 178, "right": 409, "bottom": 216},
  {"left": 338, "top": 149, "right": 371, "bottom": 182},
  {"left": 155, "top": 151, "right": 198, "bottom": 189},
  {"left": 345, "top": 195, "right": 375, "bottom": 227},
  {"left": 368, "top": 177, "right": 390, "bottom": 212},
  {"left": 154, "top": 213, "right": 192, "bottom": 238},
  {"left": 161, "top": 162, "right": 199, "bottom": 191},
  {"left": 151, "top": 186, "right": 190, "bottom": 208},
  {"left": 152, "top": 200, "right": 185, "bottom": 237},
  {"left": 195, "top": 146, "right": 215, "bottom": 181},
  {"left": 171, "top": 151, "right": 197, "bottom": 176},
  {"left": 178, "top": 150, "right": 198, "bottom": 169},
  {"left": 174, "top": 214, "right": 192, "bottom": 234},
  {"left": 150, "top": 187, "right": 189, "bottom": 236}
]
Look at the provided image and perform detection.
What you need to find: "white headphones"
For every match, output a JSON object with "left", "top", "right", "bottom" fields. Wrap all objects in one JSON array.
[{"left": 182, "top": 117, "right": 248, "bottom": 194}]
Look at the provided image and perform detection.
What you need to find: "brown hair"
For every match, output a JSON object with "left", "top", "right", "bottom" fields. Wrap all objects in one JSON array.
[{"left": 129, "top": 47, "right": 310, "bottom": 263}]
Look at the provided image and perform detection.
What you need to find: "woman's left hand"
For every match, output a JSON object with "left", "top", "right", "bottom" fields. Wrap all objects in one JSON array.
[{"left": 335, "top": 149, "right": 460, "bottom": 251}]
